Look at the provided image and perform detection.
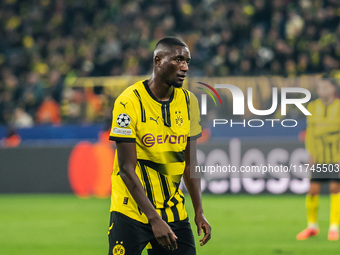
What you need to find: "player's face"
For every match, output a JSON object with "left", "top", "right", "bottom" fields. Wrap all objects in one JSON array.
[
  {"left": 317, "top": 79, "right": 336, "bottom": 100},
  {"left": 160, "top": 46, "right": 191, "bottom": 88}
]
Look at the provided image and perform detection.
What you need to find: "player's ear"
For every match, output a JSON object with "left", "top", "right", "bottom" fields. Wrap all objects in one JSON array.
[{"left": 155, "top": 56, "right": 162, "bottom": 68}]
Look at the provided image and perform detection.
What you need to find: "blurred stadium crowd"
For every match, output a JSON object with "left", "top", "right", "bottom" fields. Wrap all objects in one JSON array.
[{"left": 1, "top": 0, "right": 340, "bottom": 128}]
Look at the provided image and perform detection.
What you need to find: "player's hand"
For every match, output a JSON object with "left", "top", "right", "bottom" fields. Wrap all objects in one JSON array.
[
  {"left": 195, "top": 213, "right": 211, "bottom": 246},
  {"left": 149, "top": 217, "right": 178, "bottom": 250}
]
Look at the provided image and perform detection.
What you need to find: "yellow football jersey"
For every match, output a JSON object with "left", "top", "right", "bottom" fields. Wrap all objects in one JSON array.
[
  {"left": 109, "top": 80, "right": 201, "bottom": 223},
  {"left": 305, "top": 98, "right": 340, "bottom": 164}
]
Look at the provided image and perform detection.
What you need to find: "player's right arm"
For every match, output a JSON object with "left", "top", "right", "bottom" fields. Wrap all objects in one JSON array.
[
  {"left": 110, "top": 94, "right": 177, "bottom": 250},
  {"left": 116, "top": 142, "right": 178, "bottom": 250}
]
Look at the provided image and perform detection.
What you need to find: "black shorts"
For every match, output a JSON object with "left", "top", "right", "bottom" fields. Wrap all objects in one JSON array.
[
  {"left": 108, "top": 211, "right": 196, "bottom": 255},
  {"left": 310, "top": 164, "right": 340, "bottom": 182}
]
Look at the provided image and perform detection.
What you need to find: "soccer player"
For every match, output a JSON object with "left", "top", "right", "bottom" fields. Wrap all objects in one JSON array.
[
  {"left": 296, "top": 77, "right": 340, "bottom": 241},
  {"left": 107, "top": 37, "right": 211, "bottom": 255}
]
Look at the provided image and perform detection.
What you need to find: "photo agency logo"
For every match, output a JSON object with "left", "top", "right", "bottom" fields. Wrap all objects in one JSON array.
[{"left": 196, "top": 82, "right": 312, "bottom": 128}]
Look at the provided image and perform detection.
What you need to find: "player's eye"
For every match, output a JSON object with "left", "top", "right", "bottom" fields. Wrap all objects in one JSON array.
[{"left": 176, "top": 58, "right": 181, "bottom": 63}]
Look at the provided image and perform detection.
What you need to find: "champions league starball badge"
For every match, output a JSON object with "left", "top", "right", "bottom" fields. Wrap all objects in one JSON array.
[{"left": 116, "top": 113, "right": 131, "bottom": 128}]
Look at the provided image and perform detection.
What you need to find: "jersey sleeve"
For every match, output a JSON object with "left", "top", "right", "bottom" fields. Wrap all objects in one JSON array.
[
  {"left": 109, "top": 95, "right": 137, "bottom": 143},
  {"left": 305, "top": 101, "right": 315, "bottom": 158},
  {"left": 188, "top": 91, "right": 202, "bottom": 140}
]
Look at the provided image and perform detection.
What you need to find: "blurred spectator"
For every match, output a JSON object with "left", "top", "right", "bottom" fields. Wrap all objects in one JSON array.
[
  {"left": 1, "top": 127, "right": 21, "bottom": 147},
  {"left": 11, "top": 108, "right": 34, "bottom": 128},
  {"left": 61, "top": 87, "right": 86, "bottom": 124},
  {"left": 0, "top": 0, "right": 340, "bottom": 127},
  {"left": 48, "top": 70, "right": 64, "bottom": 104},
  {"left": 22, "top": 72, "right": 45, "bottom": 117},
  {"left": 36, "top": 94, "right": 61, "bottom": 125}
]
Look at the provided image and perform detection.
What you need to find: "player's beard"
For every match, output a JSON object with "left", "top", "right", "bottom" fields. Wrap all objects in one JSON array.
[
  {"left": 172, "top": 82, "right": 183, "bottom": 88},
  {"left": 170, "top": 78, "right": 184, "bottom": 88},
  {"left": 165, "top": 74, "right": 184, "bottom": 88}
]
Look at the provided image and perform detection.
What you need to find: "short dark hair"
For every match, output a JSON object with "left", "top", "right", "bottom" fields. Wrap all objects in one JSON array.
[{"left": 155, "top": 37, "right": 187, "bottom": 50}]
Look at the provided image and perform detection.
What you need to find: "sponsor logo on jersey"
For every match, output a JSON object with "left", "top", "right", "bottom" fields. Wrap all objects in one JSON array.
[
  {"left": 112, "top": 127, "right": 132, "bottom": 136},
  {"left": 141, "top": 133, "right": 188, "bottom": 147},
  {"left": 120, "top": 102, "right": 128, "bottom": 108},
  {"left": 150, "top": 116, "right": 159, "bottom": 124}
]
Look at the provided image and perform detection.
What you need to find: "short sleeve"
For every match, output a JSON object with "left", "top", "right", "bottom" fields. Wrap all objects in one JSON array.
[
  {"left": 109, "top": 96, "right": 137, "bottom": 143},
  {"left": 188, "top": 92, "right": 202, "bottom": 141}
]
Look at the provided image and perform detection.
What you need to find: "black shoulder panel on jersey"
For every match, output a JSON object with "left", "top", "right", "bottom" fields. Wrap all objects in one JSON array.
[{"left": 133, "top": 89, "right": 146, "bottom": 122}]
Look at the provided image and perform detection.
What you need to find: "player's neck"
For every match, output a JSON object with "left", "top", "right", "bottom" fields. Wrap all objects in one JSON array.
[{"left": 147, "top": 77, "right": 174, "bottom": 102}]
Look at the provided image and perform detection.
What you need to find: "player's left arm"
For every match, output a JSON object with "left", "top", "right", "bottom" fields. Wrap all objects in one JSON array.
[{"left": 183, "top": 139, "right": 211, "bottom": 246}]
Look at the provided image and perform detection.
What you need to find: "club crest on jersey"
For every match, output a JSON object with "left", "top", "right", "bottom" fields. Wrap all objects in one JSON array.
[
  {"left": 112, "top": 241, "right": 125, "bottom": 255},
  {"left": 116, "top": 113, "right": 131, "bottom": 128},
  {"left": 175, "top": 111, "right": 184, "bottom": 127}
]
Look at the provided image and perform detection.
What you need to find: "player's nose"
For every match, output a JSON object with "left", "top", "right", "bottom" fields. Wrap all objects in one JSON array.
[{"left": 181, "top": 61, "right": 189, "bottom": 72}]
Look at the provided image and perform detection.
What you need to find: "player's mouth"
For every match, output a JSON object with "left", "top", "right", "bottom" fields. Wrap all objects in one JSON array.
[{"left": 178, "top": 75, "right": 186, "bottom": 81}]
